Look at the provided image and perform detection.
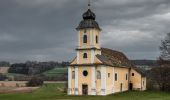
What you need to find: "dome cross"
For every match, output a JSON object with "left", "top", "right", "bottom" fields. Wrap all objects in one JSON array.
[{"left": 88, "top": 0, "right": 91, "bottom": 9}]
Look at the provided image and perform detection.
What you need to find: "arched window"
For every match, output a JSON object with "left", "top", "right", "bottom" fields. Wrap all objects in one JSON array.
[
  {"left": 83, "top": 53, "right": 87, "bottom": 58},
  {"left": 126, "top": 73, "right": 128, "bottom": 80},
  {"left": 115, "top": 73, "right": 118, "bottom": 81},
  {"left": 96, "top": 35, "right": 98, "bottom": 43},
  {"left": 83, "top": 35, "right": 87, "bottom": 43},
  {"left": 72, "top": 71, "right": 75, "bottom": 79},
  {"left": 97, "top": 71, "right": 101, "bottom": 79}
]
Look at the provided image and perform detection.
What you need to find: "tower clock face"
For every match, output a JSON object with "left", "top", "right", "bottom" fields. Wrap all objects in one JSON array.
[{"left": 83, "top": 70, "right": 88, "bottom": 76}]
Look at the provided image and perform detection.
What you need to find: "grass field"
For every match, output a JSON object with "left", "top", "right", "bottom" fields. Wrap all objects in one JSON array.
[
  {"left": 43, "top": 67, "right": 67, "bottom": 77},
  {"left": 0, "top": 83, "right": 170, "bottom": 100}
]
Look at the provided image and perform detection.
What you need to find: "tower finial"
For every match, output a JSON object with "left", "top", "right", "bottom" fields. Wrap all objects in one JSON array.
[{"left": 88, "top": 0, "right": 91, "bottom": 9}]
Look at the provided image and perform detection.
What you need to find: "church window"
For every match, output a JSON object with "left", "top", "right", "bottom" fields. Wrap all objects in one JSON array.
[
  {"left": 115, "top": 73, "right": 117, "bottom": 81},
  {"left": 132, "top": 73, "right": 134, "bottom": 76},
  {"left": 83, "top": 70, "right": 88, "bottom": 76},
  {"left": 96, "top": 35, "right": 98, "bottom": 44},
  {"left": 97, "top": 71, "right": 101, "bottom": 79},
  {"left": 83, "top": 53, "right": 87, "bottom": 59},
  {"left": 72, "top": 71, "right": 75, "bottom": 79},
  {"left": 108, "top": 73, "right": 110, "bottom": 78},
  {"left": 126, "top": 74, "right": 128, "bottom": 80},
  {"left": 83, "top": 35, "right": 87, "bottom": 43}
]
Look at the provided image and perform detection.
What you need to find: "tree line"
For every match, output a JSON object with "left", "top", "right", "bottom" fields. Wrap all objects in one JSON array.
[
  {"left": 0, "top": 61, "right": 10, "bottom": 67},
  {"left": 8, "top": 61, "right": 69, "bottom": 75}
]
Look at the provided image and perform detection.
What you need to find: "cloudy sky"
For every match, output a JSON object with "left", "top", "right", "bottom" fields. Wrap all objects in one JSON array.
[{"left": 0, "top": 0, "right": 170, "bottom": 63}]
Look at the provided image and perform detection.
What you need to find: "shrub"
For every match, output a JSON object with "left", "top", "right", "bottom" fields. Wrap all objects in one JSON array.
[
  {"left": 0, "top": 74, "right": 7, "bottom": 81},
  {"left": 27, "top": 77, "right": 44, "bottom": 87},
  {"left": 146, "top": 78, "right": 159, "bottom": 90}
]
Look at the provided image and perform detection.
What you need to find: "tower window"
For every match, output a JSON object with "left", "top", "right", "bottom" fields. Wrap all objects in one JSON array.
[
  {"left": 83, "top": 53, "right": 87, "bottom": 59},
  {"left": 96, "top": 35, "right": 98, "bottom": 43},
  {"left": 83, "top": 35, "right": 87, "bottom": 43},
  {"left": 115, "top": 73, "right": 117, "bottom": 81}
]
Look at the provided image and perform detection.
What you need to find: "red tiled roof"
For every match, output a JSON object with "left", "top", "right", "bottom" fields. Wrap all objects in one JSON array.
[{"left": 96, "top": 48, "right": 146, "bottom": 76}]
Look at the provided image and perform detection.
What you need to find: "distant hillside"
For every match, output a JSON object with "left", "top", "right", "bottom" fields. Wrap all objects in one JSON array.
[{"left": 131, "top": 60, "right": 157, "bottom": 66}]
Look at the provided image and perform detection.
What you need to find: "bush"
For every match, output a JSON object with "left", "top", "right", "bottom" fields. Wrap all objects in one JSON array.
[
  {"left": 146, "top": 78, "right": 159, "bottom": 91},
  {"left": 0, "top": 74, "right": 7, "bottom": 81},
  {"left": 27, "top": 77, "right": 44, "bottom": 87},
  {"left": 149, "top": 66, "right": 170, "bottom": 92}
]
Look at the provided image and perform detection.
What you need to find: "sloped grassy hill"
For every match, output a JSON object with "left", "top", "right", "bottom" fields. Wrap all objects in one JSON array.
[
  {"left": 0, "top": 83, "right": 170, "bottom": 100},
  {"left": 43, "top": 67, "right": 67, "bottom": 77}
]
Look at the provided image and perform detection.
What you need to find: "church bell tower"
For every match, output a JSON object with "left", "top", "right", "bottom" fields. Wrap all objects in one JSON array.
[
  {"left": 76, "top": 2, "right": 102, "bottom": 64},
  {"left": 68, "top": 1, "right": 102, "bottom": 95}
]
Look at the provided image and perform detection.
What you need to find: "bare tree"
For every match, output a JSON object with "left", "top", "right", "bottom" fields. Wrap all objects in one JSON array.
[
  {"left": 150, "top": 33, "right": 170, "bottom": 91},
  {"left": 160, "top": 33, "right": 170, "bottom": 60},
  {"left": 150, "top": 66, "right": 170, "bottom": 91}
]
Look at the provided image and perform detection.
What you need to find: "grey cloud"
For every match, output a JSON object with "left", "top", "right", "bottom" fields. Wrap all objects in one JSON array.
[{"left": 0, "top": 0, "right": 169, "bottom": 63}]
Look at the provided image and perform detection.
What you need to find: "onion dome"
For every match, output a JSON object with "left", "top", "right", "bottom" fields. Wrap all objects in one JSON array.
[
  {"left": 83, "top": 9, "right": 96, "bottom": 20},
  {"left": 76, "top": 9, "right": 101, "bottom": 31}
]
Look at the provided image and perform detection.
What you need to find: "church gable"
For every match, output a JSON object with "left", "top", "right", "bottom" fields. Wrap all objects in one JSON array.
[
  {"left": 70, "top": 57, "right": 77, "bottom": 65},
  {"left": 94, "top": 55, "right": 103, "bottom": 63}
]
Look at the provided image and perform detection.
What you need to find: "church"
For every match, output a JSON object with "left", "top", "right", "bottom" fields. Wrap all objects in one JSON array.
[{"left": 68, "top": 2, "right": 146, "bottom": 95}]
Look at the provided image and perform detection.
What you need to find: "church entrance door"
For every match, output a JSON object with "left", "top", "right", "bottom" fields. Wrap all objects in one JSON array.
[
  {"left": 129, "top": 83, "right": 133, "bottom": 90},
  {"left": 82, "top": 84, "right": 88, "bottom": 95}
]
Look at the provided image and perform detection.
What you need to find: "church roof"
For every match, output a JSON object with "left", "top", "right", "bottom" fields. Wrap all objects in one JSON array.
[
  {"left": 96, "top": 48, "right": 146, "bottom": 76},
  {"left": 76, "top": 9, "right": 101, "bottom": 30},
  {"left": 96, "top": 48, "right": 132, "bottom": 67}
]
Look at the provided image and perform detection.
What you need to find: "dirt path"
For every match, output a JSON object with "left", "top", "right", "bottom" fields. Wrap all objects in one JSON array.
[{"left": 0, "top": 87, "right": 39, "bottom": 94}]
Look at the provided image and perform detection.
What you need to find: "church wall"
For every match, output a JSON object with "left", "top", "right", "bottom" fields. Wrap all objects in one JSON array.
[
  {"left": 78, "top": 50, "right": 91, "bottom": 64},
  {"left": 77, "top": 50, "right": 102, "bottom": 64},
  {"left": 141, "top": 77, "right": 147, "bottom": 91},
  {"left": 94, "top": 49, "right": 101, "bottom": 55},
  {"left": 77, "top": 66, "right": 92, "bottom": 95},
  {"left": 96, "top": 67, "right": 101, "bottom": 95},
  {"left": 79, "top": 29, "right": 91, "bottom": 47},
  {"left": 78, "top": 29, "right": 100, "bottom": 49},
  {"left": 106, "top": 66, "right": 114, "bottom": 94},
  {"left": 114, "top": 67, "right": 129, "bottom": 93},
  {"left": 130, "top": 69, "right": 142, "bottom": 90},
  {"left": 100, "top": 66, "right": 107, "bottom": 95},
  {"left": 91, "top": 29, "right": 100, "bottom": 49},
  {"left": 68, "top": 67, "right": 75, "bottom": 95}
]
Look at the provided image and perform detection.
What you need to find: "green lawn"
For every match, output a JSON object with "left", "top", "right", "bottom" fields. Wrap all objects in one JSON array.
[
  {"left": 43, "top": 67, "right": 67, "bottom": 77},
  {"left": 0, "top": 83, "right": 169, "bottom": 100}
]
